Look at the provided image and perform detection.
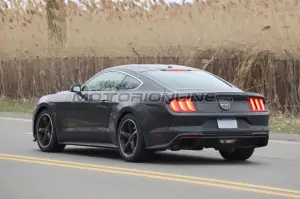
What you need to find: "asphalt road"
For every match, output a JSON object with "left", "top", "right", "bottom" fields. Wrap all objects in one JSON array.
[{"left": 0, "top": 113, "right": 300, "bottom": 199}]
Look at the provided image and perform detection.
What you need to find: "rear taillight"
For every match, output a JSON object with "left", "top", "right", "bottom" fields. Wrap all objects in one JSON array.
[
  {"left": 248, "top": 97, "right": 266, "bottom": 112},
  {"left": 169, "top": 98, "right": 197, "bottom": 112}
]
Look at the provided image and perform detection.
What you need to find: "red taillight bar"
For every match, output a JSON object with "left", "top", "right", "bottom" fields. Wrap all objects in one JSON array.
[
  {"left": 169, "top": 98, "right": 197, "bottom": 112},
  {"left": 248, "top": 97, "right": 266, "bottom": 112}
]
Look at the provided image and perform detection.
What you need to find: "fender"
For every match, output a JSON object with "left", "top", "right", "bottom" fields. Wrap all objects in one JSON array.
[
  {"left": 32, "top": 102, "right": 58, "bottom": 141},
  {"left": 109, "top": 106, "right": 142, "bottom": 145}
]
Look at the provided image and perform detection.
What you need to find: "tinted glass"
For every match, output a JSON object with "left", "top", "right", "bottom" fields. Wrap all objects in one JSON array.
[
  {"left": 119, "top": 75, "right": 141, "bottom": 90},
  {"left": 82, "top": 71, "right": 126, "bottom": 91},
  {"left": 143, "top": 70, "right": 232, "bottom": 89}
]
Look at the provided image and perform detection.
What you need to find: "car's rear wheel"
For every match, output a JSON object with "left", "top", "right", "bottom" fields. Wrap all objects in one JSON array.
[
  {"left": 219, "top": 147, "right": 255, "bottom": 161},
  {"left": 117, "top": 114, "right": 147, "bottom": 162},
  {"left": 35, "top": 110, "right": 65, "bottom": 152}
]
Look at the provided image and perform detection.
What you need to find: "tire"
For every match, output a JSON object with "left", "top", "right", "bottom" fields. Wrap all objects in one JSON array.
[
  {"left": 117, "top": 114, "right": 147, "bottom": 162},
  {"left": 219, "top": 147, "right": 255, "bottom": 161},
  {"left": 35, "top": 109, "right": 65, "bottom": 152}
]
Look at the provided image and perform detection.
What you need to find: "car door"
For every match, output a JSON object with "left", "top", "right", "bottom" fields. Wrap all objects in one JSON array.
[
  {"left": 104, "top": 74, "right": 143, "bottom": 143},
  {"left": 62, "top": 71, "right": 127, "bottom": 143}
]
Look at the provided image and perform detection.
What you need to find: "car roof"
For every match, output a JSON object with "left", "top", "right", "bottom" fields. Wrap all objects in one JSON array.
[
  {"left": 97, "top": 64, "right": 238, "bottom": 92},
  {"left": 108, "top": 64, "right": 201, "bottom": 73}
]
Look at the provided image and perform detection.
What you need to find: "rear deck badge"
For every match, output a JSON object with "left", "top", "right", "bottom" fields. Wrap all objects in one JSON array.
[{"left": 219, "top": 100, "right": 231, "bottom": 110}]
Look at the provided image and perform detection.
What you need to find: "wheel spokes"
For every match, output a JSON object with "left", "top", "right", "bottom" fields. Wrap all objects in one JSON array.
[
  {"left": 120, "top": 131, "right": 130, "bottom": 139},
  {"left": 45, "top": 122, "right": 51, "bottom": 131},
  {"left": 123, "top": 141, "right": 131, "bottom": 152},
  {"left": 131, "top": 131, "right": 137, "bottom": 137},
  {"left": 41, "top": 133, "right": 49, "bottom": 145},
  {"left": 38, "top": 128, "right": 47, "bottom": 134},
  {"left": 120, "top": 120, "right": 138, "bottom": 156},
  {"left": 37, "top": 114, "right": 52, "bottom": 147},
  {"left": 130, "top": 140, "right": 135, "bottom": 151}
]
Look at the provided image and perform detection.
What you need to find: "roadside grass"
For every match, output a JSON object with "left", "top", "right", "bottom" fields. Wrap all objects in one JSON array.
[
  {"left": 0, "top": 100, "right": 35, "bottom": 113},
  {"left": 0, "top": 100, "right": 299, "bottom": 135},
  {"left": 269, "top": 115, "right": 300, "bottom": 135}
]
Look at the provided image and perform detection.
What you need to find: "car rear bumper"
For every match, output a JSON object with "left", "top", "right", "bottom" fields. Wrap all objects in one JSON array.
[
  {"left": 136, "top": 103, "right": 270, "bottom": 151},
  {"left": 145, "top": 128, "right": 269, "bottom": 151}
]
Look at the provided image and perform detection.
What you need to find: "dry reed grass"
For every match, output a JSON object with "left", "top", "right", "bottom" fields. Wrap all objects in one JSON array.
[
  {"left": 0, "top": 0, "right": 300, "bottom": 114},
  {"left": 1, "top": 0, "right": 300, "bottom": 58},
  {"left": 1, "top": 53, "right": 300, "bottom": 114}
]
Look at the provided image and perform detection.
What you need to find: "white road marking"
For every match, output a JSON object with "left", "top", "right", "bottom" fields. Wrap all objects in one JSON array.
[
  {"left": 1, "top": 117, "right": 299, "bottom": 145},
  {"left": 0, "top": 117, "right": 31, "bottom": 122},
  {"left": 269, "top": 140, "right": 300, "bottom": 145}
]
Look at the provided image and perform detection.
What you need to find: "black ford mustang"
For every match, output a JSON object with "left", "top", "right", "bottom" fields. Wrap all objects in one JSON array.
[{"left": 32, "top": 64, "right": 269, "bottom": 162}]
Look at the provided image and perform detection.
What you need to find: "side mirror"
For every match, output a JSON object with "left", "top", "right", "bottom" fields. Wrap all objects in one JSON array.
[{"left": 70, "top": 84, "right": 81, "bottom": 93}]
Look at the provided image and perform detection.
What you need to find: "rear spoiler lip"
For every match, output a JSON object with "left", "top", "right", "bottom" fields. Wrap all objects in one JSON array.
[
  {"left": 242, "top": 92, "right": 265, "bottom": 99},
  {"left": 163, "top": 91, "right": 265, "bottom": 98}
]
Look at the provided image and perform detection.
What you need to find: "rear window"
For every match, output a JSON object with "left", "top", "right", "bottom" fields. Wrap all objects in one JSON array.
[{"left": 143, "top": 70, "right": 232, "bottom": 89}]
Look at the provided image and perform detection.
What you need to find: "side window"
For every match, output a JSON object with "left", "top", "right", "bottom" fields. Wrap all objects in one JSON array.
[
  {"left": 82, "top": 71, "right": 126, "bottom": 91},
  {"left": 119, "top": 75, "right": 141, "bottom": 90}
]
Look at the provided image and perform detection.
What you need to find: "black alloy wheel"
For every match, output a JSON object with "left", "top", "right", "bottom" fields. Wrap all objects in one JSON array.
[
  {"left": 117, "top": 114, "right": 148, "bottom": 162},
  {"left": 37, "top": 113, "right": 53, "bottom": 148},
  {"left": 35, "top": 110, "right": 65, "bottom": 152},
  {"left": 119, "top": 119, "right": 138, "bottom": 157}
]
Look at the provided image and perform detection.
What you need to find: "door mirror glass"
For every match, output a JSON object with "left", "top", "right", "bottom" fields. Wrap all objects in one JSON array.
[{"left": 70, "top": 84, "right": 81, "bottom": 93}]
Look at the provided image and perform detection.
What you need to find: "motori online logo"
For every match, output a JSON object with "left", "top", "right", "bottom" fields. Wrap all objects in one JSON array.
[{"left": 71, "top": 92, "right": 234, "bottom": 104}]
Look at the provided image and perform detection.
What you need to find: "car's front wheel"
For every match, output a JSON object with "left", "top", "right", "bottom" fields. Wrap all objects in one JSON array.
[
  {"left": 219, "top": 147, "right": 255, "bottom": 161},
  {"left": 117, "top": 114, "right": 147, "bottom": 162},
  {"left": 35, "top": 109, "right": 65, "bottom": 152}
]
